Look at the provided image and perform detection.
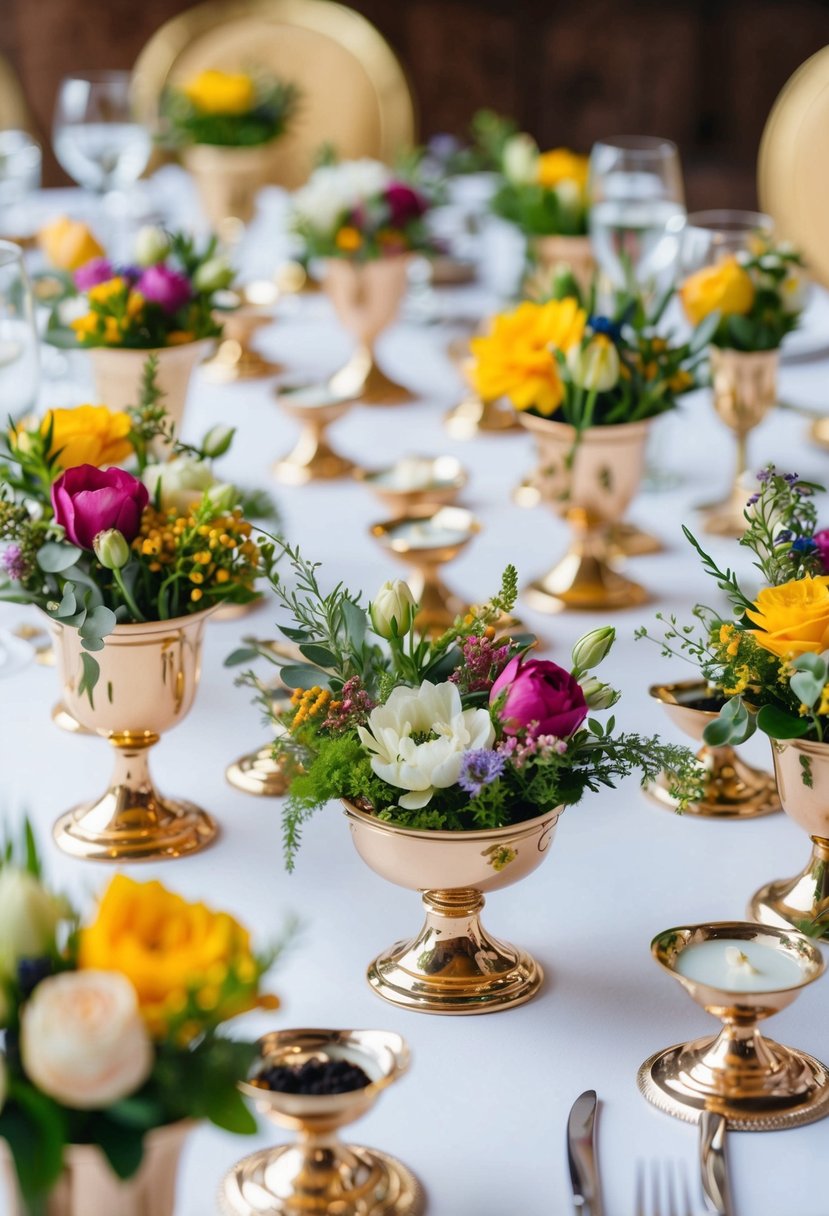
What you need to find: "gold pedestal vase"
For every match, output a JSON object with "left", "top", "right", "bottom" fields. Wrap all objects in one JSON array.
[
  {"left": 204, "top": 288, "right": 282, "bottom": 382},
  {"left": 50, "top": 609, "right": 218, "bottom": 862},
  {"left": 529, "top": 234, "right": 595, "bottom": 298},
  {"left": 356, "top": 456, "right": 467, "bottom": 520},
  {"left": 182, "top": 143, "right": 275, "bottom": 233},
  {"left": 750, "top": 737, "right": 829, "bottom": 934},
  {"left": 220, "top": 1029, "right": 423, "bottom": 1216},
  {"left": 1, "top": 1120, "right": 192, "bottom": 1216},
  {"left": 324, "top": 257, "right": 413, "bottom": 405},
  {"left": 647, "top": 681, "right": 780, "bottom": 818},
  {"left": 518, "top": 414, "right": 652, "bottom": 612},
  {"left": 701, "top": 347, "right": 779, "bottom": 537},
  {"left": 444, "top": 343, "right": 518, "bottom": 438},
  {"left": 638, "top": 923, "right": 829, "bottom": 1129},
  {"left": 88, "top": 340, "right": 213, "bottom": 440},
  {"left": 273, "top": 394, "right": 356, "bottom": 484},
  {"left": 344, "top": 801, "right": 560, "bottom": 1015}
]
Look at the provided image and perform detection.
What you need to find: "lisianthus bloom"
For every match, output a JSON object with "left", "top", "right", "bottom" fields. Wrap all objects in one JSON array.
[
  {"left": 39, "top": 405, "right": 132, "bottom": 470},
  {"left": 73, "top": 257, "right": 114, "bottom": 292},
  {"left": 470, "top": 298, "right": 586, "bottom": 414},
  {"left": 680, "top": 255, "right": 755, "bottom": 326},
  {"left": 182, "top": 69, "right": 256, "bottom": 115},
  {"left": 746, "top": 575, "right": 829, "bottom": 658},
  {"left": 38, "top": 216, "right": 104, "bottom": 271},
  {"left": 136, "top": 264, "right": 191, "bottom": 314},
  {"left": 51, "top": 465, "right": 149, "bottom": 549},
  {"left": 536, "top": 148, "right": 589, "bottom": 196},
  {"left": 78, "top": 875, "right": 276, "bottom": 1037},
  {"left": 384, "top": 182, "right": 427, "bottom": 227},
  {"left": 491, "top": 656, "right": 588, "bottom": 739}
]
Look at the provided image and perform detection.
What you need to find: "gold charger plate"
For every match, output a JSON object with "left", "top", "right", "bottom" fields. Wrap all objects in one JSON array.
[
  {"left": 132, "top": 0, "right": 416, "bottom": 189},
  {"left": 758, "top": 45, "right": 829, "bottom": 287}
]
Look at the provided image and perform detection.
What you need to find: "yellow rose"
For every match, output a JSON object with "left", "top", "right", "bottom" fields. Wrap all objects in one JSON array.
[
  {"left": 182, "top": 69, "right": 256, "bottom": 115},
  {"left": 680, "top": 255, "right": 755, "bottom": 325},
  {"left": 746, "top": 575, "right": 829, "bottom": 658},
  {"left": 470, "top": 297, "right": 586, "bottom": 415},
  {"left": 38, "top": 216, "right": 104, "bottom": 271},
  {"left": 42, "top": 405, "right": 133, "bottom": 469},
  {"left": 78, "top": 875, "right": 275, "bottom": 1036},
  {"left": 537, "top": 148, "right": 589, "bottom": 194}
]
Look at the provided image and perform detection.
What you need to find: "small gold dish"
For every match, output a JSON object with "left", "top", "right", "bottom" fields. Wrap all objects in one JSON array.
[
  {"left": 273, "top": 386, "right": 357, "bottom": 485},
  {"left": 204, "top": 280, "right": 282, "bottom": 383},
  {"left": 220, "top": 1029, "right": 423, "bottom": 1216},
  {"left": 638, "top": 921, "right": 829, "bottom": 1130},
  {"left": 226, "top": 687, "right": 296, "bottom": 799},
  {"left": 356, "top": 455, "right": 467, "bottom": 518}
]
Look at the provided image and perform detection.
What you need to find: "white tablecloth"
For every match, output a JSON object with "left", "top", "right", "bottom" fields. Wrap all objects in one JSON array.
[{"left": 3, "top": 180, "right": 829, "bottom": 1216}]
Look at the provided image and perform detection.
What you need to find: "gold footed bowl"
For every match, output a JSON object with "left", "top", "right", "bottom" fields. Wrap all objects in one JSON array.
[
  {"left": 700, "top": 347, "right": 779, "bottom": 537},
  {"left": 750, "top": 737, "right": 829, "bottom": 934},
  {"left": 517, "top": 415, "right": 652, "bottom": 612},
  {"left": 647, "top": 681, "right": 780, "bottom": 818},
  {"left": 638, "top": 922, "right": 829, "bottom": 1130},
  {"left": 274, "top": 393, "right": 356, "bottom": 484},
  {"left": 356, "top": 456, "right": 467, "bottom": 520},
  {"left": 203, "top": 289, "right": 282, "bottom": 383},
  {"left": 344, "top": 801, "right": 560, "bottom": 1015},
  {"left": 50, "top": 610, "right": 218, "bottom": 862},
  {"left": 226, "top": 688, "right": 295, "bottom": 798},
  {"left": 220, "top": 1029, "right": 423, "bottom": 1216},
  {"left": 324, "top": 257, "right": 413, "bottom": 406}
]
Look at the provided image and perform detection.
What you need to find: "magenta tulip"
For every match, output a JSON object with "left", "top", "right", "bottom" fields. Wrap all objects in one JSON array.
[
  {"left": 490, "top": 656, "right": 588, "bottom": 739},
  {"left": 73, "top": 258, "right": 115, "bottom": 292},
  {"left": 51, "top": 465, "right": 148, "bottom": 550},
  {"left": 136, "top": 264, "right": 191, "bottom": 314}
]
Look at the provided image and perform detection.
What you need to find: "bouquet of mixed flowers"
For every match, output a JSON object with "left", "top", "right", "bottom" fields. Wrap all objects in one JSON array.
[
  {"left": 229, "top": 546, "right": 699, "bottom": 867},
  {"left": 636, "top": 466, "right": 829, "bottom": 745},
  {"left": 469, "top": 284, "right": 710, "bottom": 433},
  {"left": 0, "top": 824, "right": 280, "bottom": 1210},
  {"left": 680, "top": 236, "right": 805, "bottom": 352},
  {"left": 0, "top": 361, "right": 275, "bottom": 697},
  {"left": 44, "top": 225, "right": 234, "bottom": 350},
  {"left": 161, "top": 68, "right": 300, "bottom": 148},
  {"left": 289, "top": 159, "right": 434, "bottom": 261},
  {"left": 490, "top": 133, "right": 589, "bottom": 237}
]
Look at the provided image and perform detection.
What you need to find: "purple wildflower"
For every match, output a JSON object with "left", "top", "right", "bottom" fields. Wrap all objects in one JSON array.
[
  {"left": 1, "top": 544, "right": 28, "bottom": 581},
  {"left": 756, "top": 467, "right": 772, "bottom": 482},
  {"left": 784, "top": 472, "right": 800, "bottom": 485},
  {"left": 458, "top": 748, "right": 507, "bottom": 796},
  {"left": 449, "top": 634, "right": 511, "bottom": 694},
  {"left": 322, "top": 676, "right": 376, "bottom": 733}
]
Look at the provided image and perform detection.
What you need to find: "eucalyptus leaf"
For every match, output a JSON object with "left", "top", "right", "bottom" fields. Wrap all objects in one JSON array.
[
  {"left": 279, "top": 663, "right": 332, "bottom": 690},
  {"left": 298, "top": 643, "right": 338, "bottom": 668},
  {"left": 80, "top": 604, "right": 117, "bottom": 641},
  {"left": 58, "top": 587, "right": 76, "bottom": 617},
  {"left": 278, "top": 625, "right": 310, "bottom": 643},
  {"left": 791, "top": 653, "right": 827, "bottom": 679},
  {"left": 224, "top": 647, "right": 263, "bottom": 667},
  {"left": 342, "top": 598, "right": 367, "bottom": 647},
  {"left": 790, "top": 671, "right": 824, "bottom": 709},
  {"left": 37, "top": 541, "right": 83, "bottom": 573},
  {"left": 756, "top": 704, "right": 812, "bottom": 739}
]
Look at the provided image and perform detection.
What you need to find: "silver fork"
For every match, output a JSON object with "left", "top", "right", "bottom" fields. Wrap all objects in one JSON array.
[{"left": 635, "top": 1159, "right": 695, "bottom": 1216}]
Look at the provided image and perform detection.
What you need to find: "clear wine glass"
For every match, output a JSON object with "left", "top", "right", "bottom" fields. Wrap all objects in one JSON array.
[
  {"left": 0, "top": 131, "right": 42, "bottom": 239},
  {"left": 0, "top": 240, "right": 39, "bottom": 418},
  {"left": 589, "top": 135, "right": 686, "bottom": 296},
  {"left": 680, "top": 209, "right": 773, "bottom": 274}
]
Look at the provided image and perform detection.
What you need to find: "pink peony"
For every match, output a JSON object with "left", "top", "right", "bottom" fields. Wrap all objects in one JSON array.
[
  {"left": 490, "top": 656, "right": 588, "bottom": 739},
  {"left": 384, "top": 182, "right": 427, "bottom": 228},
  {"left": 135, "top": 264, "right": 191, "bottom": 314},
  {"left": 51, "top": 465, "right": 148, "bottom": 550},
  {"left": 73, "top": 258, "right": 114, "bottom": 292}
]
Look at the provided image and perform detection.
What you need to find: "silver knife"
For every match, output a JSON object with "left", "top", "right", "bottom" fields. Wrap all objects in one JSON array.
[
  {"left": 567, "top": 1090, "right": 603, "bottom": 1215},
  {"left": 700, "top": 1111, "right": 734, "bottom": 1216}
]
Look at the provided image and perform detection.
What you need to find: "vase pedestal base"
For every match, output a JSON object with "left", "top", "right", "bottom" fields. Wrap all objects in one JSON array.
[
  {"left": 610, "top": 522, "right": 664, "bottom": 557},
  {"left": 225, "top": 744, "right": 290, "bottom": 798},
  {"left": 329, "top": 347, "right": 414, "bottom": 407},
  {"left": 646, "top": 753, "right": 781, "bottom": 819},
  {"left": 525, "top": 547, "right": 649, "bottom": 614},
  {"left": 366, "top": 889, "right": 543, "bottom": 1015},
  {"left": 699, "top": 481, "right": 753, "bottom": 538},
  {"left": 444, "top": 394, "right": 518, "bottom": 439},
  {"left": 52, "top": 701, "right": 87, "bottom": 734},
  {"left": 749, "top": 838, "right": 829, "bottom": 932}
]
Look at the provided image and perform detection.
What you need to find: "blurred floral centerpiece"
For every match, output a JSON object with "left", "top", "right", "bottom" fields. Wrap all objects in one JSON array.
[{"left": 0, "top": 829, "right": 279, "bottom": 1215}]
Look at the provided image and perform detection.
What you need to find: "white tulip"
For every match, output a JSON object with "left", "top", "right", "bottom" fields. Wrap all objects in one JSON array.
[
  {"left": 0, "top": 869, "right": 64, "bottom": 978},
  {"left": 567, "top": 336, "right": 620, "bottom": 392},
  {"left": 193, "top": 256, "right": 234, "bottom": 294},
  {"left": 369, "top": 580, "right": 416, "bottom": 639},
  {"left": 357, "top": 680, "right": 495, "bottom": 809},
  {"left": 502, "top": 133, "right": 539, "bottom": 186},
  {"left": 142, "top": 456, "right": 217, "bottom": 513},
  {"left": 134, "top": 226, "right": 170, "bottom": 267},
  {"left": 21, "top": 971, "right": 153, "bottom": 1110}
]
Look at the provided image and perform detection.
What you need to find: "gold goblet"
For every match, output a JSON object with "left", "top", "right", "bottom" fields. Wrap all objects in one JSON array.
[
  {"left": 370, "top": 506, "right": 480, "bottom": 637},
  {"left": 518, "top": 415, "right": 652, "bottom": 612},
  {"left": 344, "top": 801, "right": 560, "bottom": 1014},
  {"left": 220, "top": 1029, "right": 423, "bottom": 1216},
  {"left": 750, "top": 737, "right": 829, "bottom": 934},
  {"left": 226, "top": 687, "right": 295, "bottom": 799},
  {"left": 647, "top": 681, "right": 780, "bottom": 818},
  {"left": 50, "top": 610, "right": 218, "bottom": 862},
  {"left": 274, "top": 388, "right": 356, "bottom": 485},
  {"left": 203, "top": 280, "right": 282, "bottom": 382},
  {"left": 444, "top": 340, "right": 518, "bottom": 438},
  {"left": 356, "top": 455, "right": 467, "bottom": 519},
  {"left": 324, "top": 257, "right": 414, "bottom": 405},
  {"left": 638, "top": 922, "right": 829, "bottom": 1129}
]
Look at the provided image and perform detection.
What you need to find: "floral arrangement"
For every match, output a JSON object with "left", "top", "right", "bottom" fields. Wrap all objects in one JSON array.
[
  {"left": 407, "top": 110, "right": 518, "bottom": 181},
  {"left": 289, "top": 158, "right": 433, "bottom": 260},
  {"left": 161, "top": 67, "right": 300, "bottom": 148},
  {"left": 38, "top": 216, "right": 104, "bottom": 273},
  {"left": 636, "top": 466, "right": 829, "bottom": 745},
  {"left": 490, "top": 133, "right": 589, "bottom": 237},
  {"left": 0, "top": 825, "right": 280, "bottom": 1209},
  {"left": 469, "top": 286, "right": 710, "bottom": 432},
  {"left": 679, "top": 236, "right": 805, "bottom": 352},
  {"left": 45, "top": 225, "right": 234, "bottom": 350},
  {"left": 0, "top": 360, "right": 274, "bottom": 697},
  {"left": 228, "top": 546, "right": 698, "bottom": 866}
]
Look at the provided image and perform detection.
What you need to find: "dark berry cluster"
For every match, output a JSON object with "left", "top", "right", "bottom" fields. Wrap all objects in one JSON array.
[{"left": 257, "top": 1056, "right": 371, "bottom": 1095}]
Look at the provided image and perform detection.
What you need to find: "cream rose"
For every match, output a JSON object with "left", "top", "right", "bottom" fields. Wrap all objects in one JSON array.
[
  {"left": 21, "top": 971, "right": 153, "bottom": 1109},
  {"left": 142, "top": 455, "right": 229, "bottom": 514}
]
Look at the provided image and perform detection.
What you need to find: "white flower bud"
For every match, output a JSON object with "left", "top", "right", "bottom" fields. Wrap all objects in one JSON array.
[
  {"left": 369, "top": 579, "right": 416, "bottom": 639},
  {"left": 193, "top": 256, "right": 234, "bottom": 294},
  {"left": 93, "top": 528, "right": 130, "bottom": 571},
  {"left": 571, "top": 626, "right": 615, "bottom": 673},
  {"left": 502, "top": 133, "right": 540, "bottom": 186},
  {"left": 142, "top": 456, "right": 215, "bottom": 513},
  {"left": 567, "top": 335, "right": 620, "bottom": 392},
  {"left": 205, "top": 482, "right": 238, "bottom": 513},
  {"left": 580, "top": 677, "right": 619, "bottom": 710},
  {"left": 201, "top": 424, "right": 235, "bottom": 459},
  {"left": 0, "top": 869, "right": 65, "bottom": 978},
  {"left": 134, "top": 226, "right": 170, "bottom": 268}
]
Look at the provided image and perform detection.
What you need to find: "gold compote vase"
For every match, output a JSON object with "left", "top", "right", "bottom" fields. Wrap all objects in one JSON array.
[
  {"left": 518, "top": 414, "right": 652, "bottom": 611},
  {"left": 50, "top": 608, "right": 218, "bottom": 862},
  {"left": 344, "top": 799, "right": 561, "bottom": 1015},
  {"left": 750, "top": 737, "right": 829, "bottom": 933},
  {"left": 324, "top": 256, "right": 413, "bottom": 405}
]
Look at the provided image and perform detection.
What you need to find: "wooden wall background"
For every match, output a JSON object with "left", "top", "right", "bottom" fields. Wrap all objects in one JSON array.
[{"left": 3, "top": 0, "right": 829, "bottom": 206}]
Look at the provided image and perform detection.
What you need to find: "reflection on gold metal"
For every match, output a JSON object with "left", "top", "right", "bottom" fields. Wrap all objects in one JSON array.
[
  {"left": 204, "top": 281, "right": 282, "bottom": 382},
  {"left": 610, "top": 522, "right": 663, "bottom": 558},
  {"left": 52, "top": 701, "right": 88, "bottom": 735},
  {"left": 638, "top": 921, "right": 829, "bottom": 1129},
  {"left": 50, "top": 611, "right": 218, "bottom": 862},
  {"left": 518, "top": 415, "right": 651, "bottom": 612},
  {"left": 444, "top": 338, "right": 518, "bottom": 438},
  {"left": 212, "top": 597, "right": 264, "bottom": 622},
  {"left": 356, "top": 455, "right": 467, "bottom": 519},
  {"left": 344, "top": 801, "right": 559, "bottom": 1014},
  {"left": 226, "top": 687, "right": 296, "bottom": 798},
  {"left": 647, "top": 681, "right": 780, "bottom": 819},
  {"left": 273, "top": 391, "right": 356, "bottom": 484},
  {"left": 750, "top": 737, "right": 829, "bottom": 933},
  {"left": 370, "top": 507, "right": 479, "bottom": 637},
  {"left": 275, "top": 260, "right": 319, "bottom": 294},
  {"left": 220, "top": 1029, "right": 423, "bottom": 1215},
  {"left": 700, "top": 348, "right": 778, "bottom": 537},
  {"left": 325, "top": 258, "right": 413, "bottom": 405},
  {"left": 811, "top": 416, "right": 829, "bottom": 450}
]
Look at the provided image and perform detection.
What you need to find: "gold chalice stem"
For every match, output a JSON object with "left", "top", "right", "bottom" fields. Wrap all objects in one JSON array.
[
  {"left": 526, "top": 508, "right": 648, "bottom": 612},
  {"left": 404, "top": 563, "right": 466, "bottom": 638},
  {"left": 274, "top": 404, "right": 355, "bottom": 485}
]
